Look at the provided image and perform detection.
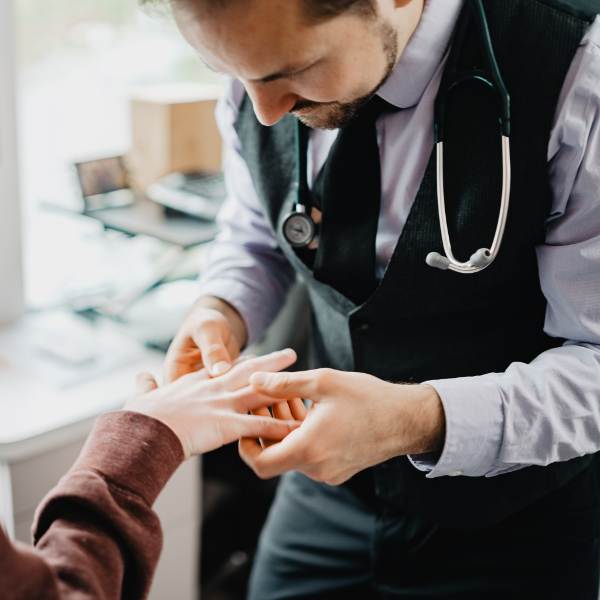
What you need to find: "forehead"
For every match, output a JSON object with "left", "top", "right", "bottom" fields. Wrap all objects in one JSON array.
[{"left": 173, "top": 0, "right": 362, "bottom": 79}]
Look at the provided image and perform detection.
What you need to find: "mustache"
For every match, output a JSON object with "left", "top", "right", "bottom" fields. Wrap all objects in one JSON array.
[{"left": 290, "top": 99, "right": 338, "bottom": 113}]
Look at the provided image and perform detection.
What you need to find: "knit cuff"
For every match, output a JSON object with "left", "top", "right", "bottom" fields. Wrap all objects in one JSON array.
[{"left": 70, "top": 411, "right": 184, "bottom": 506}]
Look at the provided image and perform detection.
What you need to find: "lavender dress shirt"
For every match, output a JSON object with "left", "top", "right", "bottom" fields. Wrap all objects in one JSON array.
[{"left": 197, "top": 0, "right": 600, "bottom": 479}]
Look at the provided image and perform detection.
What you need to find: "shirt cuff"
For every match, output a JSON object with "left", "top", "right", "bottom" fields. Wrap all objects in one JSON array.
[
  {"left": 407, "top": 452, "right": 441, "bottom": 471},
  {"left": 422, "top": 376, "right": 505, "bottom": 478}
]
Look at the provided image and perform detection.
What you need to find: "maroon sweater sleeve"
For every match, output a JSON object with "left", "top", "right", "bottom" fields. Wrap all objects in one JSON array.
[{"left": 0, "top": 410, "right": 184, "bottom": 600}]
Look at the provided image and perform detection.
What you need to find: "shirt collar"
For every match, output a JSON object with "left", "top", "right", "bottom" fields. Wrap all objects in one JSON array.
[{"left": 378, "top": 0, "right": 464, "bottom": 109}]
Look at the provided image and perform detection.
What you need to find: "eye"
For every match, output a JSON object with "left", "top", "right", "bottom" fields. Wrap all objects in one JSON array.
[{"left": 195, "top": 52, "right": 223, "bottom": 74}]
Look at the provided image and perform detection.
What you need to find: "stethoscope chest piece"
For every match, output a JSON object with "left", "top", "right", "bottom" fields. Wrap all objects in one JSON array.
[
  {"left": 281, "top": 119, "right": 317, "bottom": 248},
  {"left": 282, "top": 204, "right": 315, "bottom": 248}
]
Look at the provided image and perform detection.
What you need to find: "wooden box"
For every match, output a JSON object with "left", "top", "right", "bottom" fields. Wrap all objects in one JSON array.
[{"left": 129, "top": 83, "right": 223, "bottom": 191}]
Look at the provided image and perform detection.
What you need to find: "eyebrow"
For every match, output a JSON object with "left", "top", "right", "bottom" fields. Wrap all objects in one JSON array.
[
  {"left": 250, "top": 60, "right": 320, "bottom": 84},
  {"left": 195, "top": 50, "right": 320, "bottom": 84}
]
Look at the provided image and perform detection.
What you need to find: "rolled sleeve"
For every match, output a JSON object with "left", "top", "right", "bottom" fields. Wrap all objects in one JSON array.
[{"left": 421, "top": 376, "right": 504, "bottom": 478}]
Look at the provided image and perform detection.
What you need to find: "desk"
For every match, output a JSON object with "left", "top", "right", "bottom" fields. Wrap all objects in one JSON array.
[{"left": 0, "top": 326, "right": 201, "bottom": 600}]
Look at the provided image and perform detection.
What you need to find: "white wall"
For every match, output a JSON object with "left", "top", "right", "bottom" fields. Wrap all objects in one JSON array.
[{"left": 0, "top": 0, "right": 25, "bottom": 326}]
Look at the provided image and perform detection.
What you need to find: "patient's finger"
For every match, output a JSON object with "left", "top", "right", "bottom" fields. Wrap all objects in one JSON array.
[
  {"left": 135, "top": 372, "right": 158, "bottom": 394},
  {"left": 223, "top": 349, "right": 297, "bottom": 391},
  {"left": 229, "top": 387, "right": 277, "bottom": 414},
  {"left": 272, "top": 401, "right": 294, "bottom": 421},
  {"left": 287, "top": 398, "right": 308, "bottom": 421},
  {"left": 233, "top": 415, "right": 301, "bottom": 443},
  {"left": 186, "top": 367, "right": 212, "bottom": 382},
  {"left": 249, "top": 406, "right": 275, "bottom": 448},
  {"left": 250, "top": 406, "right": 272, "bottom": 418},
  {"left": 233, "top": 354, "right": 257, "bottom": 365}
]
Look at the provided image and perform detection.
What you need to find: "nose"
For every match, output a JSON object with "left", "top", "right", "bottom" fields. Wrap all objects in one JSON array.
[{"left": 245, "top": 83, "right": 298, "bottom": 126}]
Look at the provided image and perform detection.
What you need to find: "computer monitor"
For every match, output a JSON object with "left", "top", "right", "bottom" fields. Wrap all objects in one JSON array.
[{"left": 0, "top": 0, "right": 24, "bottom": 327}]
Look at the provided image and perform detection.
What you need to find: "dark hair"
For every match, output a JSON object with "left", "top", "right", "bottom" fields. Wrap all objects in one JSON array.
[{"left": 140, "top": 0, "right": 376, "bottom": 23}]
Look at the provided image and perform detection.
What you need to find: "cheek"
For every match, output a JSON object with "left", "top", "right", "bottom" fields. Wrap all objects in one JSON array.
[
  {"left": 290, "top": 71, "right": 367, "bottom": 104},
  {"left": 295, "top": 51, "right": 387, "bottom": 104}
]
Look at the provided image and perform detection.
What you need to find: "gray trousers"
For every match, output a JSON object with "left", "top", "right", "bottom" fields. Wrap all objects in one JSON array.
[{"left": 248, "top": 469, "right": 600, "bottom": 600}]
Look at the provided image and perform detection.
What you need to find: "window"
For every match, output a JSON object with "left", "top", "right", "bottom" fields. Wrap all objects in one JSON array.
[{"left": 15, "top": 0, "right": 220, "bottom": 309}]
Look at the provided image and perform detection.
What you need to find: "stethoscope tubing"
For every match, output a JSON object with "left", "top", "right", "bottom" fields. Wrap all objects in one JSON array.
[{"left": 435, "top": 135, "right": 511, "bottom": 273}]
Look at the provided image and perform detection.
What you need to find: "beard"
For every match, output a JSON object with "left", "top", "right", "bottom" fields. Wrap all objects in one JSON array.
[{"left": 291, "top": 18, "right": 398, "bottom": 130}]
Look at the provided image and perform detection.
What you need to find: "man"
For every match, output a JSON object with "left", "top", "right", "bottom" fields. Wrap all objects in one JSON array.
[
  {"left": 156, "top": 0, "right": 600, "bottom": 598},
  {"left": 0, "top": 350, "right": 300, "bottom": 599}
]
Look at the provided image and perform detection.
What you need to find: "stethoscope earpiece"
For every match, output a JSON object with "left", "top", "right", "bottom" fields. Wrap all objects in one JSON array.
[
  {"left": 469, "top": 248, "right": 492, "bottom": 267},
  {"left": 426, "top": 248, "right": 492, "bottom": 272},
  {"left": 426, "top": 252, "right": 450, "bottom": 270}
]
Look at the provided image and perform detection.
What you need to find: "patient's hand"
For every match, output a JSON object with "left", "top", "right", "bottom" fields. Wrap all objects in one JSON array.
[{"left": 124, "top": 349, "right": 302, "bottom": 459}]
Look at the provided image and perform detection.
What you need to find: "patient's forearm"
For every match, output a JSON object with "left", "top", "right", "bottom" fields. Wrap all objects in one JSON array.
[{"left": 0, "top": 411, "right": 183, "bottom": 600}]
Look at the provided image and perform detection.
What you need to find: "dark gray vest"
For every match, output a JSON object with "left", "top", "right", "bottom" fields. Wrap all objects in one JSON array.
[{"left": 236, "top": 0, "right": 600, "bottom": 528}]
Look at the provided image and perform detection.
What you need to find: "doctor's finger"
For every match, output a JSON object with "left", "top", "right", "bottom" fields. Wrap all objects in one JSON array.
[
  {"left": 163, "top": 339, "right": 203, "bottom": 384},
  {"left": 228, "top": 387, "right": 278, "bottom": 414},
  {"left": 225, "top": 335, "right": 242, "bottom": 365},
  {"left": 249, "top": 369, "right": 337, "bottom": 401},
  {"left": 194, "top": 320, "right": 234, "bottom": 377},
  {"left": 239, "top": 429, "right": 307, "bottom": 479}
]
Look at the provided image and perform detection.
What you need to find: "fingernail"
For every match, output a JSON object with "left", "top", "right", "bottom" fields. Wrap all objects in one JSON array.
[
  {"left": 251, "top": 372, "right": 269, "bottom": 386},
  {"left": 212, "top": 361, "right": 231, "bottom": 376},
  {"left": 281, "top": 348, "right": 295, "bottom": 358}
]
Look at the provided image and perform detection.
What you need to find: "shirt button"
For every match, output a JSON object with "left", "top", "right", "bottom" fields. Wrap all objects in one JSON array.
[{"left": 448, "top": 470, "right": 463, "bottom": 477}]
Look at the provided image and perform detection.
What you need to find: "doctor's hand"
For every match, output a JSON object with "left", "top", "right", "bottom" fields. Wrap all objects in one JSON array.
[
  {"left": 164, "top": 296, "right": 248, "bottom": 383},
  {"left": 239, "top": 369, "right": 446, "bottom": 485},
  {"left": 125, "top": 349, "right": 301, "bottom": 460}
]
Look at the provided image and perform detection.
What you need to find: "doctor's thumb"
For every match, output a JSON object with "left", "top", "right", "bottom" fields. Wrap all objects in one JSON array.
[
  {"left": 249, "top": 370, "right": 315, "bottom": 401},
  {"left": 250, "top": 371, "right": 272, "bottom": 388}
]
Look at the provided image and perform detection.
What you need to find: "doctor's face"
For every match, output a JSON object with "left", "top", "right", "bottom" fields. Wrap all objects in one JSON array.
[{"left": 173, "top": 0, "right": 424, "bottom": 129}]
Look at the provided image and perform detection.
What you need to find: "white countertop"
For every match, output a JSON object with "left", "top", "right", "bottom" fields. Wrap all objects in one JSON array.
[{"left": 0, "top": 312, "right": 166, "bottom": 462}]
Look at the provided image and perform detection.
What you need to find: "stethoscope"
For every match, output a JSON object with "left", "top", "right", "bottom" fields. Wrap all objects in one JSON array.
[
  {"left": 282, "top": 0, "right": 511, "bottom": 274},
  {"left": 281, "top": 121, "right": 315, "bottom": 248}
]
